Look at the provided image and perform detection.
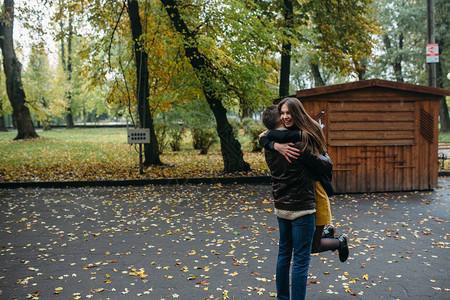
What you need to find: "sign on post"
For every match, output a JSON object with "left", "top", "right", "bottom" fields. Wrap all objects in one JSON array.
[
  {"left": 426, "top": 43, "right": 439, "bottom": 63},
  {"left": 127, "top": 128, "right": 150, "bottom": 144},
  {"left": 127, "top": 128, "right": 150, "bottom": 175}
]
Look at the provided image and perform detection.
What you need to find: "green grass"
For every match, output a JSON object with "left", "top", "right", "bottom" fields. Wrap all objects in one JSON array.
[
  {"left": 438, "top": 131, "right": 450, "bottom": 142},
  {"left": 0, "top": 127, "right": 129, "bottom": 143},
  {"left": 0, "top": 128, "right": 132, "bottom": 167},
  {"left": 0, "top": 128, "right": 267, "bottom": 182}
]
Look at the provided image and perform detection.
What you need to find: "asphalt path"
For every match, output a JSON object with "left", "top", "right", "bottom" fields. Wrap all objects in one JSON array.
[{"left": 1, "top": 177, "right": 449, "bottom": 299}]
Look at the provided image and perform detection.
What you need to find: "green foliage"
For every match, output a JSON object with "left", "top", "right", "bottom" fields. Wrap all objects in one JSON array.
[
  {"left": 153, "top": 114, "right": 169, "bottom": 154},
  {"left": 181, "top": 98, "right": 218, "bottom": 154},
  {"left": 182, "top": 98, "right": 215, "bottom": 129},
  {"left": 289, "top": 47, "right": 349, "bottom": 89},
  {"left": 77, "top": 0, "right": 203, "bottom": 122},
  {"left": 153, "top": 110, "right": 186, "bottom": 153},
  {"left": 153, "top": 114, "right": 186, "bottom": 153},
  {"left": 435, "top": 0, "right": 450, "bottom": 89},
  {"left": 439, "top": 131, "right": 450, "bottom": 142},
  {"left": 164, "top": 110, "right": 186, "bottom": 152},
  {"left": 23, "top": 45, "right": 64, "bottom": 129},
  {"left": 253, "top": 0, "right": 380, "bottom": 79},
  {"left": 168, "top": 126, "right": 185, "bottom": 151},
  {"left": 160, "top": 0, "right": 280, "bottom": 117},
  {"left": 242, "top": 118, "right": 265, "bottom": 152},
  {"left": 191, "top": 127, "right": 217, "bottom": 155},
  {"left": 298, "top": 0, "right": 380, "bottom": 76},
  {"left": 366, "top": 0, "right": 426, "bottom": 83},
  {"left": 65, "top": 36, "right": 110, "bottom": 122},
  {"left": 154, "top": 99, "right": 217, "bottom": 154},
  {"left": 21, "top": 29, "right": 110, "bottom": 128},
  {"left": 228, "top": 117, "right": 241, "bottom": 138}
]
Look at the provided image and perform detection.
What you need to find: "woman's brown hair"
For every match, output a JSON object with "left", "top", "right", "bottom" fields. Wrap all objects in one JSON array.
[{"left": 278, "top": 97, "right": 326, "bottom": 154}]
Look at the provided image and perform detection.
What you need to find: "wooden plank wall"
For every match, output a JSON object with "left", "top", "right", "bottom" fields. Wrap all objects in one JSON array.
[
  {"left": 328, "top": 101, "right": 415, "bottom": 146},
  {"left": 300, "top": 89, "right": 439, "bottom": 193}
]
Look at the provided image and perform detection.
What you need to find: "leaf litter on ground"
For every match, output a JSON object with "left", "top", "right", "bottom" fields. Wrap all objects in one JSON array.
[{"left": 1, "top": 178, "right": 450, "bottom": 299}]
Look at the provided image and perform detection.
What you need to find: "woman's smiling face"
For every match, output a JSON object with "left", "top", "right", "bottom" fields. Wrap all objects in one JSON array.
[{"left": 280, "top": 104, "right": 294, "bottom": 128}]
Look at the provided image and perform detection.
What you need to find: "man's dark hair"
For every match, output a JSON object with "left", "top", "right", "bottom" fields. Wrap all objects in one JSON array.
[{"left": 262, "top": 105, "right": 281, "bottom": 130}]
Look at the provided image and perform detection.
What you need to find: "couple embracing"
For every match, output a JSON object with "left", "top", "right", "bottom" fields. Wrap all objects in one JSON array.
[{"left": 259, "top": 97, "right": 349, "bottom": 300}]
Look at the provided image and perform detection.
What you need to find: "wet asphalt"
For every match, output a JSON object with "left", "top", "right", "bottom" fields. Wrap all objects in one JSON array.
[{"left": 1, "top": 177, "right": 449, "bottom": 299}]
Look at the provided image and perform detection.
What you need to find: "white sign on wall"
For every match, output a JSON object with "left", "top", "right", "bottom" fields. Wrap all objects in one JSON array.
[{"left": 127, "top": 128, "right": 150, "bottom": 144}]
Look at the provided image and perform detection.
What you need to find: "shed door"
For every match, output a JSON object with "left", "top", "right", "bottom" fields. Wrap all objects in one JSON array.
[{"left": 331, "top": 145, "right": 417, "bottom": 193}]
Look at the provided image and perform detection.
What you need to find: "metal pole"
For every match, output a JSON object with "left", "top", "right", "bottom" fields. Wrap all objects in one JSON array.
[
  {"left": 139, "top": 143, "right": 143, "bottom": 174},
  {"left": 427, "top": 0, "right": 437, "bottom": 87}
]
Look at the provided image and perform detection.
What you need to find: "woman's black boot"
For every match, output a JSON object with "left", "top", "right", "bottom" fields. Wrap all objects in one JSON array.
[
  {"left": 323, "top": 225, "right": 335, "bottom": 238},
  {"left": 337, "top": 234, "right": 349, "bottom": 262}
]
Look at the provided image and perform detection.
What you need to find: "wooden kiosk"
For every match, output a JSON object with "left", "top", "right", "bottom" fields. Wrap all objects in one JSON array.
[{"left": 296, "top": 79, "right": 450, "bottom": 193}]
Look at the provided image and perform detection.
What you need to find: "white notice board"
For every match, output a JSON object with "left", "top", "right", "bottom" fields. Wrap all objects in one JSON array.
[{"left": 127, "top": 128, "right": 150, "bottom": 144}]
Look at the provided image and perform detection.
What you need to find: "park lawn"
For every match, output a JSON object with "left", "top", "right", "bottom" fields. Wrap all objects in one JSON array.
[
  {"left": 0, "top": 128, "right": 269, "bottom": 182},
  {"left": 439, "top": 131, "right": 450, "bottom": 141}
]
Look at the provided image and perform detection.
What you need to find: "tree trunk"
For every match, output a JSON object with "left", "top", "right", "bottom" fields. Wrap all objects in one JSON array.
[
  {"left": 66, "top": 10, "right": 74, "bottom": 128},
  {"left": 279, "top": 42, "right": 291, "bottom": 97},
  {"left": 435, "top": 22, "right": 449, "bottom": 131},
  {"left": 41, "top": 97, "right": 51, "bottom": 130},
  {"left": 383, "top": 34, "right": 404, "bottom": 82},
  {"left": 161, "top": 0, "right": 250, "bottom": 172},
  {"left": 127, "top": 0, "right": 161, "bottom": 165},
  {"left": 59, "top": 0, "right": 66, "bottom": 69},
  {"left": 0, "top": 100, "right": 7, "bottom": 131},
  {"left": 436, "top": 55, "right": 449, "bottom": 131},
  {"left": 0, "top": 70, "right": 7, "bottom": 131},
  {"left": 393, "top": 33, "right": 404, "bottom": 82},
  {"left": 240, "top": 106, "right": 252, "bottom": 119},
  {"left": 0, "top": 0, "right": 38, "bottom": 139},
  {"left": 310, "top": 61, "right": 325, "bottom": 87},
  {"left": 355, "top": 58, "right": 367, "bottom": 80},
  {"left": 279, "top": 0, "right": 293, "bottom": 98},
  {"left": 438, "top": 99, "right": 449, "bottom": 132},
  {"left": 0, "top": 116, "right": 6, "bottom": 131}
]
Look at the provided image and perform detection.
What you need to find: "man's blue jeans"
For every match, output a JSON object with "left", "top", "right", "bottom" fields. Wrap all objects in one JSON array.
[{"left": 276, "top": 214, "right": 315, "bottom": 300}]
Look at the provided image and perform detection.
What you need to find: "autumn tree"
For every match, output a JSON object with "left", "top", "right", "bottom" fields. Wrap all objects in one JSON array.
[
  {"left": 54, "top": 0, "right": 77, "bottom": 128},
  {"left": 301, "top": 0, "right": 379, "bottom": 84},
  {"left": 75, "top": 0, "right": 190, "bottom": 166},
  {"left": 126, "top": 0, "right": 161, "bottom": 165},
  {"left": 59, "top": 0, "right": 276, "bottom": 169},
  {"left": 160, "top": 0, "right": 276, "bottom": 172},
  {"left": 0, "top": 0, "right": 38, "bottom": 139},
  {"left": 24, "top": 45, "right": 54, "bottom": 130},
  {"left": 255, "top": 0, "right": 378, "bottom": 92}
]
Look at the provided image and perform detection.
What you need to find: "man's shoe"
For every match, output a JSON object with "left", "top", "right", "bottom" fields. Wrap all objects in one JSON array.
[
  {"left": 337, "top": 234, "right": 349, "bottom": 262},
  {"left": 323, "top": 225, "right": 335, "bottom": 238}
]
